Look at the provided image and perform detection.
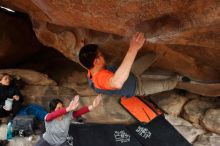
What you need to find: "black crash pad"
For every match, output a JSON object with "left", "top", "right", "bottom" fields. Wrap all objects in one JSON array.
[
  {"left": 68, "top": 116, "right": 191, "bottom": 146},
  {"left": 69, "top": 124, "right": 142, "bottom": 146},
  {"left": 127, "top": 115, "right": 191, "bottom": 146}
]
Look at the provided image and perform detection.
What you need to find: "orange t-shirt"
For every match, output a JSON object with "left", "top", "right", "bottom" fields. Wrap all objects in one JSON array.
[{"left": 88, "top": 69, "right": 114, "bottom": 90}]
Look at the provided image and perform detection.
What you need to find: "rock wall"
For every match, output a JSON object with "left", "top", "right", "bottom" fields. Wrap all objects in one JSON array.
[
  {"left": 0, "top": 9, "right": 41, "bottom": 68},
  {"left": 0, "top": 0, "right": 219, "bottom": 83}
]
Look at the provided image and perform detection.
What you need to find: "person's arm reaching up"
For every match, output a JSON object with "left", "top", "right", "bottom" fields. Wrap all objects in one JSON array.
[
  {"left": 72, "top": 106, "right": 89, "bottom": 118},
  {"left": 109, "top": 32, "right": 145, "bottom": 89},
  {"left": 72, "top": 94, "right": 102, "bottom": 118},
  {"left": 45, "top": 108, "right": 67, "bottom": 122},
  {"left": 45, "top": 95, "right": 79, "bottom": 122}
]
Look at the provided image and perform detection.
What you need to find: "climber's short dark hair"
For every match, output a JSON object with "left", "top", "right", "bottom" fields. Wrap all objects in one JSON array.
[{"left": 79, "top": 44, "right": 99, "bottom": 69}]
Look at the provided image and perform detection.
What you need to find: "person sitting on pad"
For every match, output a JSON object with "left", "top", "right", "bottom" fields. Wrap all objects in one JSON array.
[
  {"left": 0, "top": 73, "right": 48, "bottom": 123},
  {"left": 0, "top": 73, "right": 23, "bottom": 119}
]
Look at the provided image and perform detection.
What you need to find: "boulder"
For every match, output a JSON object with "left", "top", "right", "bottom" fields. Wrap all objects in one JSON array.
[
  {"left": 165, "top": 114, "right": 206, "bottom": 143},
  {"left": 182, "top": 98, "right": 220, "bottom": 124},
  {"left": 201, "top": 108, "right": 220, "bottom": 134},
  {"left": 193, "top": 133, "right": 220, "bottom": 146},
  {"left": 21, "top": 85, "right": 77, "bottom": 111},
  {"left": 151, "top": 91, "right": 189, "bottom": 116}
]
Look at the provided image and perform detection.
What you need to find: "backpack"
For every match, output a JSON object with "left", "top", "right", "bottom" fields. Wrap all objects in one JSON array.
[{"left": 12, "top": 115, "right": 36, "bottom": 136}]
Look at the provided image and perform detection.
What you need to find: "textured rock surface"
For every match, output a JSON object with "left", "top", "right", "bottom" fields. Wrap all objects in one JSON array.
[
  {"left": 31, "top": 20, "right": 85, "bottom": 61},
  {"left": 18, "top": 48, "right": 96, "bottom": 96},
  {"left": 201, "top": 108, "right": 220, "bottom": 135},
  {"left": 151, "top": 91, "right": 189, "bottom": 116},
  {"left": 193, "top": 133, "right": 220, "bottom": 146},
  {"left": 182, "top": 98, "right": 220, "bottom": 124},
  {"left": 177, "top": 82, "right": 220, "bottom": 97},
  {"left": 21, "top": 85, "right": 76, "bottom": 110},
  {"left": 0, "top": 69, "right": 57, "bottom": 86},
  {"left": 0, "top": 9, "right": 40, "bottom": 68},
  {"left": 79, "top": 95, "right": 135, "bottom": 124},
  {"left": 0, "top": 0, "right": 219, "bottom": 84},
  {"left": 165, "top": 114, "right": 206, "bottom": 143}
]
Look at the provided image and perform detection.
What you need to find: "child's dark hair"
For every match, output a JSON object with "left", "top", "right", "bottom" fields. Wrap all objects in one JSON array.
[
  {"left": 49, "top": 98, "right": 63, "bottom": 112},
  {"left": 0, "top": 73, "right": 11, "bottom": 80},
  {"left": 79, "top": 44, "right": 99, "bottom": 69}
]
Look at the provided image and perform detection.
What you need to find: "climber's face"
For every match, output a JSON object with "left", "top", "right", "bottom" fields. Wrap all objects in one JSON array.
[{"left": 94, "top": 51, "right": 106, "bottom": 68}]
